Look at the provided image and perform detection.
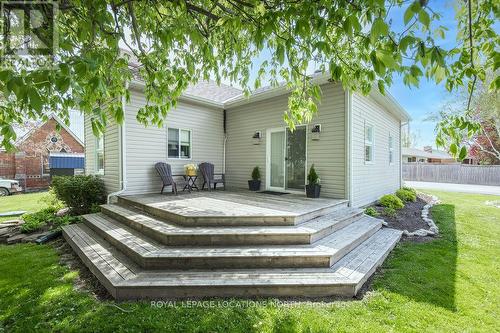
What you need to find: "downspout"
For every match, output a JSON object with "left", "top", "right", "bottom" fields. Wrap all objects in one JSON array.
[
  {"left": 345, "top": 89, "right": 353, "bottom": 206},
  {"left": 399, "top": 120, "right": 404, "bottom": 189},
  {"left": 223, "top": 109, "right": 227, "bottom": 174},
  {"left": 107, "top": 84, "right": 128, "bottom": 203}
]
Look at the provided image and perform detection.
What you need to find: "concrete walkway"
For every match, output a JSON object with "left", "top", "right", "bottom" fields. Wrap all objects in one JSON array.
[{"left": 405, "top": 181, "right": 500, "bottom": 196}]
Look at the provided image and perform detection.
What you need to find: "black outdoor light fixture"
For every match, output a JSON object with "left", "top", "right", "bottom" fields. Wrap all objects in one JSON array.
[
  {"left": 252, "top": 131, "right": 262, "bottom": 145},
  {"left": 311, "top": 124, "right": 321, "bottom": 140}
]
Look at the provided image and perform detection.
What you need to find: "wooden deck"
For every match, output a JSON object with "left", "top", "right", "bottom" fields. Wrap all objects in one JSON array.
[
  {"left": 62, "top": 190, "right": 403, "bottom": 299},
  {"left": 118, "top": 191, "right": 348, "bottom": 226}
]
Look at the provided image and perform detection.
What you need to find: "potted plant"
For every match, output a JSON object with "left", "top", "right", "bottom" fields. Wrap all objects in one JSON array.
[
  {"left": 248, "top": 166, "right": 261, "bottom": 191},
  {"left": 184, "top": 164, "right": 197, "bottom": 177},
  {"left": 306, "top": 164, "right": 321, "bottom": 198}
]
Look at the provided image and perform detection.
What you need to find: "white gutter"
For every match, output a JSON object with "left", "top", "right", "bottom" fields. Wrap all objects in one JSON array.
[{"left": 107, "top": 84, "right": 128, "bottom": 203}]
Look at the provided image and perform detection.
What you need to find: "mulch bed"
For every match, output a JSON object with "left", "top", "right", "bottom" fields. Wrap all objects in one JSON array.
[{"left": 371, "top": 193, "right": 436, "bottom": 242}]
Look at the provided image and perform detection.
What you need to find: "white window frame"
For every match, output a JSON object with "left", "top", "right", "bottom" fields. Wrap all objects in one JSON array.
[
  {"left": 95, "top": 136, "right": 104, "bottom": 175},
  {"left": 389, "top": 134, "right": 394, "bottom": 165},
  {"left": 364, "top": 123, "right": 374, "bottom": 164},
  {"left": 167, "top": 127, "right": 192, "bottom": 160}
]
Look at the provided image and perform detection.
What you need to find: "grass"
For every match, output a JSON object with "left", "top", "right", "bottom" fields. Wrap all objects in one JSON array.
[
  {"left": 0, "top": 191, "right": 499, "bottom": 332},
  {"left": 0, "top": 192, "right": 49, "bottom": 222}
]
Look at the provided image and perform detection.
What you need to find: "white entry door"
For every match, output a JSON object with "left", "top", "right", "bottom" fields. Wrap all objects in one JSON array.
[{"left": 267, "top": 126, "right": 307, "bottom": 192}]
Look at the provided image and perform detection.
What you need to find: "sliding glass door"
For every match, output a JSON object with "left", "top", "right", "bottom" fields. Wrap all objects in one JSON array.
[
  {"left": 269, "top": 130, "right": 285, "bottom": 190},
  {"left": 286, "top": 126, "right": 306, "bottom": 190},
  {"left": 268, "top": 126, "right": 306, "bottom": 192}
]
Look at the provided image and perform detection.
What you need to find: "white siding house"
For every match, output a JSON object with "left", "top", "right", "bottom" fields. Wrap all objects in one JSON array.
[
  {"left": 226, "top": 83, "right": 346, "bottom": 198},
  {"left": 123, "top": 87, "right": 225, "bottom": 195},
  {"left": 350, "top": 92, "right": 402, "bottom": 207},
  {"left": 84, "top": 74, "right": 410, "bottom": 207}
]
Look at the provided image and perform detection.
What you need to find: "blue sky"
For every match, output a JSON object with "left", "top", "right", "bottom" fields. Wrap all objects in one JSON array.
[{"left": 387, "top": 0, "right": 459, "bottom": 148}]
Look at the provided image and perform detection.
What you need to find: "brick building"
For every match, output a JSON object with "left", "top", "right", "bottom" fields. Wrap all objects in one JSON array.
[{"left": 0, "top": 115, "right": 84, "bottom": 191}]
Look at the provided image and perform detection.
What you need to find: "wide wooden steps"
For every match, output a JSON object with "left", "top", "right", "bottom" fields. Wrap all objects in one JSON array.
[
  {"left": 99, "top": 203, "right": 364, "bottom": 246},
  {"left": 62, "top": 192, "right": 402, "bottom": 299},
  {"left": 81, "top": 212, "right": 380, "bottom": 269},
  {"left": 63, "top": 224, "right": 401, "bottom": 299}
]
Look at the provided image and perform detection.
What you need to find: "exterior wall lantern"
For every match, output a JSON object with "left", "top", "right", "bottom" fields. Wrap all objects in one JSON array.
[
  {"left": 311, "top": 124, "right": 321, "bottom": 140},
  {"left": 252, "top": 131, "right": 262, "bottom": 145}
]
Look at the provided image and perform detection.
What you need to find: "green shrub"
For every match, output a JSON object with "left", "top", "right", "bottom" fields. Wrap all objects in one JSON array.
[
  {"left": 396, "top": 188, "right": 417, "bottom": 202},
  {"left": 307, "top": 164, "right": 320, "bottom": 185},
  {"left": 379, "top": 194, "right": 404, "bottom": 210},
  {"left": 364, "top": 207, "right": 379, "bottom": 217},
  {"left": 51, "top": 215, "right": 81, "bottom": 230},
  {"left": 90, "top": 203, "right": 102, "bottom": 214},
  {"left": 402, "top": 186, "right": 417, "bottom": 195},
  {"left": 52, "top": 175, "right": 105, "bottom": 215},
  {"left": 20, "top": 207, "right": 58, "bottom": 233},
  {"left": 38, "top": 188, "right": 64, "bottom": 210},
  {"left": 251, "top": 166, "right": 261, "bottom": 180},
  {"left": 383, "top": 207, "right": 397, "bottom": 217},
  {"left": 21, "top": 207, "right": 81, "bottom": 233}
]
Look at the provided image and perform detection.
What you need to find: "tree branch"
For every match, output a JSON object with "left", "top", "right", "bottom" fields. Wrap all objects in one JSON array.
[{"left": 466, "top": 0, "right": 477, "bottom": 113}]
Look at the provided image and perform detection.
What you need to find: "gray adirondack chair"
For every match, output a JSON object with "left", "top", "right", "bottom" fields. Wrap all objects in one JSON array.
[
  {"left": 199, "top": 162, "right": 225, "bottom": 191},
  {"left": 155, "top": 162, "right": 181, "bottom": 195}
]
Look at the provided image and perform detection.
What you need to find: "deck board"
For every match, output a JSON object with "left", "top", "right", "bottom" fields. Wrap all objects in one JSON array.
[{"left": 119, "top": 191, "right": 347, "bottom": 225}]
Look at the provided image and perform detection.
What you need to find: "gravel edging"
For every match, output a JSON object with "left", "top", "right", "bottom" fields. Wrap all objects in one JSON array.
[{"left": 401, "top": 194, "right": 440, "bottom": 237}]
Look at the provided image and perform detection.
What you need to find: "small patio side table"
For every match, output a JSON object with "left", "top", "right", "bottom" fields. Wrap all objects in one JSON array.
[{"left": 183, "top": 175, "right": 199, "bottom": 192}]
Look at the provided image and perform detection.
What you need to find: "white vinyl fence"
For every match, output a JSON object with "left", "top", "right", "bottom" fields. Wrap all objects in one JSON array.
[{"left": 403, "top": 163, "right": 500, "bottom": 186}]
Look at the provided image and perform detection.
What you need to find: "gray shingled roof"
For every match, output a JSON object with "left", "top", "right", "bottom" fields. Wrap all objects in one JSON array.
[
  {"left": 402, "top": 147, "right": 453, "bottom": 160},
  {"left": 183, "top": 81, "right": 242, "bottom": 103}
]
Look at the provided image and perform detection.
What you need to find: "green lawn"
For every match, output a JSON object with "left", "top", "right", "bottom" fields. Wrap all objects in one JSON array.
[
  {"left": 0, "top": 191, "right": 499, "bottom": 332},
  {"left": 0, "top": 192, "right": 49, "bottom": 222}
]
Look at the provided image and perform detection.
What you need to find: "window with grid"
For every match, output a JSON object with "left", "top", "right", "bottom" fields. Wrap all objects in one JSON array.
[
  {"left": 365, "top": 124, "right": 374, "bottom": 163},
  {"left": 95, "top": 136, "right": 104, "bottom": 174},
  {"left": 168, "top": 128, "right": 191, "bottom": 159}
]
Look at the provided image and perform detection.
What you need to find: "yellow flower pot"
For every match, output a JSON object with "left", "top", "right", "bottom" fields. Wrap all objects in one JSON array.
[{"left": 186, "top": 170, "right": 196, "bottom": 176}]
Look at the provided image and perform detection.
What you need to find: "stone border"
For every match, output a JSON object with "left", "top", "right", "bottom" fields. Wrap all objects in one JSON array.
[{"left": 402, "top": 194, "right": 440, "bottom": 237}]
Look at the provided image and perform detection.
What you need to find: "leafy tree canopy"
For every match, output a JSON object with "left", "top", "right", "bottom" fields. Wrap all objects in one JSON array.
[
  {"left": 433, "top": 72, "right": 500, "bottom": 163},
  {"left": 0, "top": 0, "right": 498, "bottom": 152}
]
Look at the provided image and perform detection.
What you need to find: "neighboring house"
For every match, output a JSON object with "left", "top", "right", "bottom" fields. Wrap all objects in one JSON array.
[
  {"left": 402, "top": 146, "right": 457, "bottom": 164},
  {"left": 85, "top": 74, "right": 410, "bottom": 207},
  {"left": 0, "top": 115, "right": 84, "bottom": 191}
]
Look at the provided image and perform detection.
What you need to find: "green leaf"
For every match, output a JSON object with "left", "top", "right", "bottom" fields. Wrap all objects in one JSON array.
[
  {"left": 418, "top": 10, "right": 430, "bottom": 28},
  {"left": 399, "top": 36, "right": 414, "bottom": 52},
  {"left": 376, "top": 50, "right": 396, "bottom": 68},
  {"left": 371, "top": 18, "right": 388, "bottom": 41},
  {"left": 276, "top": 44, "right": 285, "bottom": 65},
  {"left": 449, "top": 143, "right": 458, "bottom": 156},
  {"left": 458, "top": 146, "right": 467, "bottom": 161},
  {"left": 56, "top": 76, "right": 71, "bottom": 93},
  {"left": 404, "top": 5, "right": 415, "bottom": 25},
  {"left": 0, "top": 70, "right": 12, "bottom": 83},
  {"left": 349, "top": 15, "right": 362, "bottom": 33},
  {"left": 28, "top": 88, "right": 43, "bottom": 112},
  {"left": 378, "top": 80, "right": 385, "bottom": 94}
]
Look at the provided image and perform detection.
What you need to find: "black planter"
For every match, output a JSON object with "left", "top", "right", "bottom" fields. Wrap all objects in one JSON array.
[
  {"left": 306, "top": 184, "right": 321, "bottom": 198},
  {"left": 248, "top": 180, "right": 261, "bottom": 191}
]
